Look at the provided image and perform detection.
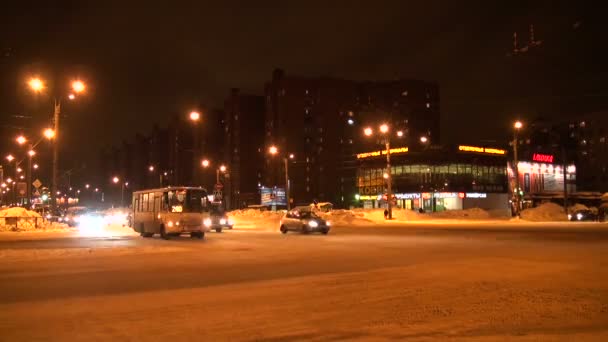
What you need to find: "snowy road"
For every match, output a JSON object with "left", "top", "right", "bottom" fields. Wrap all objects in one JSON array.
[{"left": 1, "top": 223, "right": 608, "bottom": 341}]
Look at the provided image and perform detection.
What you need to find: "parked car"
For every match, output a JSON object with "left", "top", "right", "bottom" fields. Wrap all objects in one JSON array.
[
  {"left": 208, "top": 204, "right": 233, "bottom": 233},
  {"left": 568, "top": 209, "right": 598, "bottom": 222},
  {"left": 280, "top": 206, "right": 330, "bottom": 234}
]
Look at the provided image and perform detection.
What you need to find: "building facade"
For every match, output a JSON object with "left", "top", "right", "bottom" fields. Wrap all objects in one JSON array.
[
  {"left": 356, "top": 144, "right": 510, "bottom": 213},
  {"left": 224, "top": 89, "right": 265, "bottom": 209},
  {"left": 264, "top": 69, "right": 441, "bottom": 209}
]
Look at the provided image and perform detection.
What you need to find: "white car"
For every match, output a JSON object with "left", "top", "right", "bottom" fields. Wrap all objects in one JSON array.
[{"left": 279, "top": 207, "right": 330, "bottom": 234}]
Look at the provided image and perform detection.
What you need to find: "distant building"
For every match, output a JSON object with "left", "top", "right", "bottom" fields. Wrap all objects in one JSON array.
[
  {"left": 523, "top": 111, "right": 608, "bottom": 193},
  {"left": 263, "top": 69, "right": 440, "bottom": 208},
  {"left": 224, "top": 89, "right": 265, "bottom": 209}
]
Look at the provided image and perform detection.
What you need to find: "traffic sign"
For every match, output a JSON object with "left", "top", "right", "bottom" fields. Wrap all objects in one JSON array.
[
  {"left": 213, "top": 189, "right": 223, "bottom": 201},
  {"left": 33, "top": 179, "right": 42, "bottom": 189},
  {"left": 214, "top": 183, "right": 224, "bottom": 190}
]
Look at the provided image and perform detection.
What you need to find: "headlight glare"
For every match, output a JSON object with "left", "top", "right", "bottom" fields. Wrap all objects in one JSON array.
[
  {"left": 308, "top": 220, "right": 319, "bottom": 228},
  {"left": 203, "top": 218, "right": 212, "bottom": 227}
]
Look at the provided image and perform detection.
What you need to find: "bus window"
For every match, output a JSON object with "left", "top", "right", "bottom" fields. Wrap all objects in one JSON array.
[
  {"left": 168, "top": 190, "right": 186, "bottom": 212},
  {"left": 148, "top": 193, "right": 154, "bottom": 211},
  {"left": 162, "top": 192, "right": 169, "bottom": 211},
  {"left": 142, "top": 194, "right": 149, "bottom": 211},
  {"left": 134, "top": 198, "right": 139, "bottom": 212},
  {"left": 187, "top": 189, "right": 209, "bottom": 213}
]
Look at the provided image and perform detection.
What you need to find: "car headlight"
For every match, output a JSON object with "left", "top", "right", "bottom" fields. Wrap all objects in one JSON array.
[
  {"left": 73, "top": 216, "right": 80, "bottom": 222},
  {"left": 167, "top": 221, "right": 174, "bottom": 227},
  {"left": 228, "top": 218, "right": 234, "bottom": 225},
  {"left": 576, "top": 213, "right": 583, "bottom": 220},
  {"left": 203, "top": 218, "right": 212, "bottom": 227},
  {"left": 326, "top": 221, "right": 331, "bottom": 226},
  {"left": 568, "top": 214, "right": 572, "bottom": 220},
  {"left": 46, "top": 214, "right": 52, "bottom": 219},
  {"left": 308, "top": 220, "right": 319, "bottom": 228},
  {"left": 220, "top": 218, "right": 227, "bottom": 225}
]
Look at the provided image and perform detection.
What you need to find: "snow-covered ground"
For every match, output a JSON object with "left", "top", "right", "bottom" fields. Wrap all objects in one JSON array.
[
  {"left": 1, "top": 225, "right": 607, "bottom": 341},
  {"left": 228, "top": 205, "right": 594, "bottom": 230}
]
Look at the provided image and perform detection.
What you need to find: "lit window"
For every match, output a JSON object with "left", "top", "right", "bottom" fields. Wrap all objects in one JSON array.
[
  {"left": 600, "top": 137, "right": 606, "bottom": 143},
  {"left": 348, "top": 111, "right": 354, "bottom": 117},
  {"left": 426, "top": 103, "right": 430, "bottom": 108},
  {"left": 401, "top": 91, "right": 408, "bottom": 96},
  {"left": 306, "top": 186, "right": 310, "bottom": 192},
  {"left": 580, "top": 121, "right": 586, "bottom": 127},
  {"left": 305, "top": 89, "right": 309, "bottom": 95},
  {"left": 349, "top": 139, "right": 353, "bottom": 144}
]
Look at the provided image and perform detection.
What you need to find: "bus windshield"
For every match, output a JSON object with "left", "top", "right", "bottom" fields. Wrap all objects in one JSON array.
[{"left": 166, "top": 189, "right": 209, "bottom": 213}]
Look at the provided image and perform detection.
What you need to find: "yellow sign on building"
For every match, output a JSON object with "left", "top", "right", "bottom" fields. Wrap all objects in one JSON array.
[
  {"left": 356, "top": 147, "right": 409, "bottom": 159},
  {"left": 458, "top": 145, "right": 506, "bottom": 155}
]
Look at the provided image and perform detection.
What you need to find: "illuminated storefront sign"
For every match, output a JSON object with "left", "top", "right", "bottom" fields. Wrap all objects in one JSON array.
[
  {"left": 458, "top": 145, "right": 506, "bottom": 155},
  {"left": 433, "top": 192, "right": 458, "bottom": 199},
  {"left": 532, "top": 153, "right": 554, "bottom": 163},
  {"left": 394, "top": 193, "right": 420, "bottom": 199},
  {"left": 358, "top": 195, "right": 377, "bottom": 201},
  {"left": 465, "top": 192, "right": 487, "bottom": 198},
  {"left": 356, "top": 147, "right": 408, "bottom": 159}
]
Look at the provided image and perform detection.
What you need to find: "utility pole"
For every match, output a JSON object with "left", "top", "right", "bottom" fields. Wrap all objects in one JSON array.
[
  {"left": 284, "top": 157, "right": 290, "bottom": 210},
  {"left": 385, "top": 139, "right": 393, "bottom": 219},
  {"left": 52, "top": 99, "right": 61, "bottom": 210},
  {"left": 26, "top": 144, "right": 33, "bottom": 208}
]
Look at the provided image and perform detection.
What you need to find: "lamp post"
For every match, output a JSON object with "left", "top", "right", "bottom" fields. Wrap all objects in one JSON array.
[
  {"left": 28, "top": 77, "right": 86, "bottom": 211},
  {"left": 513, "top": 120, "right": 523, "bottom": 216},
  {"left": 112, "top": 176, "right": 127, "bottom": 207},
  {"left": 363, "top": 124, "right": 404, "bottom": 220},
  {"left": 189, "top": 111, "right": 201, "bottom": 186},
  {"left": 268, "top": 146, "right": 294, "bottom": 210}
]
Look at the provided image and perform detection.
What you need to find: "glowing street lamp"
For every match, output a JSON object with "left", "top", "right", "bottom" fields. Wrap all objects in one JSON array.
[
  {"left": 363, "top": 124, "right": 406, "bottom": 220},
  {"left": 28, "top": 77, "right": 44, "bottom": 92},
  {"left": 514, "top": 121, "right": 523, "bottom": 130},
  {"left": 267, "top": 146, "right": 293, "bottom": 210},
  {"left": 44, "top": 128, "right": 56, "bottom": 139},
  {"left": 201, "top": 159, "right": 210, "bottom": 168},
  {"left": 33, "top": 164, "right": 39, "bottom": 169},
  {"left": 68, "top": 94, "right": 76, "bottom": 100},
  {"left": 219, "top": 165, "right": 227, "bottom": 172},
  {"left": 512, "top": 120, "right": 524, "bottom": 216},
  {"left": 28, "top": 150, "right": 36, "bottom": 157},
  {"left": 148, "top": 165, "right": 155, "bottom": 172},
  {"left": 112, "top": 176, "right": 119, "bottom": 184},
  {"left": 6, "top": 155, "right": 14, "bottom": 162},
  {"left": 71, "top": 80, "right": 86, "bottom": 93},
  {"left": 420, "top": 136, "right": 429, "bottom": 144},
  {"left": 189, "top": 111, "right": 200, "bottom": 121},
  {"left": 16, "top": 136, "right": 27, "bottom": 145}
]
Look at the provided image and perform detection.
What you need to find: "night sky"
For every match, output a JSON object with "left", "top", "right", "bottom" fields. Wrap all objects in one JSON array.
[{"left": 1, "top": 1, "right": 607, "bottom": 176}]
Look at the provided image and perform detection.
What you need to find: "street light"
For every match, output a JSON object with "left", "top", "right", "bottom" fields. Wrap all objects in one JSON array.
[
  {"left": 16, "top": 136, "right": 27, "bottom": 145},
  {"left": 33, "top": 164, "right": 39, "bottom": 169},
  {"left": 148, "top": 165, "right": 154, "bottom": 172},
  {"left": 43, "top": 128, "right": 55, "bottom": 139},
  {"left": 201, "top": 159, "right": 210, "bottom": 168},
  {"left": 28, "top": 77, "right": 44, "bottom": 92},
  {"left": 6, "top": 155, "right": 14, "bottom": 162},
  {"left": 112, "top": 176, "right": 127, "bottom": 207},
  {"left": 363, "top": 124, "right": 405, "bottom": 219},
  {"left": 189, "top": 111, "right": 200, "bottom": 121},
  {"left": 268, "top": 145, "right": 292, "bottom": 210},
  {"left": 28, "top": 77, "right": 87, "bottom": 210},
  {"left": 512, "top": 120, "right": 523, "bottom": 216},
  {"left": 420, "top": 136, "right": 429, "bottom": 144}
]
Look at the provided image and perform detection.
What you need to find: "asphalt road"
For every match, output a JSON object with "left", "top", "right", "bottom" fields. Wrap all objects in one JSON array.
[{"left": 1, "top": 223, "right": 607, "bottom": 341}]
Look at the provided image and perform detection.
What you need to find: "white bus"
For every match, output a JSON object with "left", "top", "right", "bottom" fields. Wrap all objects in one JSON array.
[{"left": 131, "top": 187, "right": 212, "bottom": 239}]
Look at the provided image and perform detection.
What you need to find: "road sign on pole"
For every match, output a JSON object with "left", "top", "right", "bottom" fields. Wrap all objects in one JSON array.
[{"left": 33, "top": 179, "right": 42, "bottom": 189}]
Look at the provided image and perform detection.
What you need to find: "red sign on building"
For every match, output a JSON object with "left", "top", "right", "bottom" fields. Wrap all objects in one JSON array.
[{"left": 532, "top": 153, "right": 554, "bottom": 163}]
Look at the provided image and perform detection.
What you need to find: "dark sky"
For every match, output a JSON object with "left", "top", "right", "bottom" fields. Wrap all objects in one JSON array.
[{"left": 1, "top": 1, "right": 607, "bottom": 172}]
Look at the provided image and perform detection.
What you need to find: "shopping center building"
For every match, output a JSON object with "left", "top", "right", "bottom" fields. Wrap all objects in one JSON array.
[{"left": 355, "top": 144, "right": 511, "bottom": 213}]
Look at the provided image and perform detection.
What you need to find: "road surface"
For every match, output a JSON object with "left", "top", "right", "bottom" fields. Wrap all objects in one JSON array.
[{"left": 1, "top": 222, "right": 607, "bottom": 341}]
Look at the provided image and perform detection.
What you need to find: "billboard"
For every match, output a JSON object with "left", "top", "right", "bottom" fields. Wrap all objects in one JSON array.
[{"left": 260, "top": 187, "right": 286, "bottom": 206}]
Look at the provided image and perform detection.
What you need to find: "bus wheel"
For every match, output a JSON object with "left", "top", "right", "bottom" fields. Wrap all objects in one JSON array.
[
  {"left": 215, "top": 227, "right": 222, "bottom": 233},
  {"left": 197, "top": 232, "right": 204, "bottom": 239},
  {"left": 160, "top": 225, "right": 170, "bottom": 240}
]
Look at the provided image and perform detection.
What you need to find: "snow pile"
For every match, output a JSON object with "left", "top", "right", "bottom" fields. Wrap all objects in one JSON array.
[
  {"left": 520, "top": 202, "right": 568, "bottom": 222},
  {"left": 0, "top": 207, "right": 41, "bottom": 218},
  {"left": 0, "top": 207, "right": 63, "bottom": 232},
  {"left": 228, "top": 209, "right": 284, "bottom": 230},
  {"left": 317, "top": 209, "right": 374, "bottom": 226}
]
